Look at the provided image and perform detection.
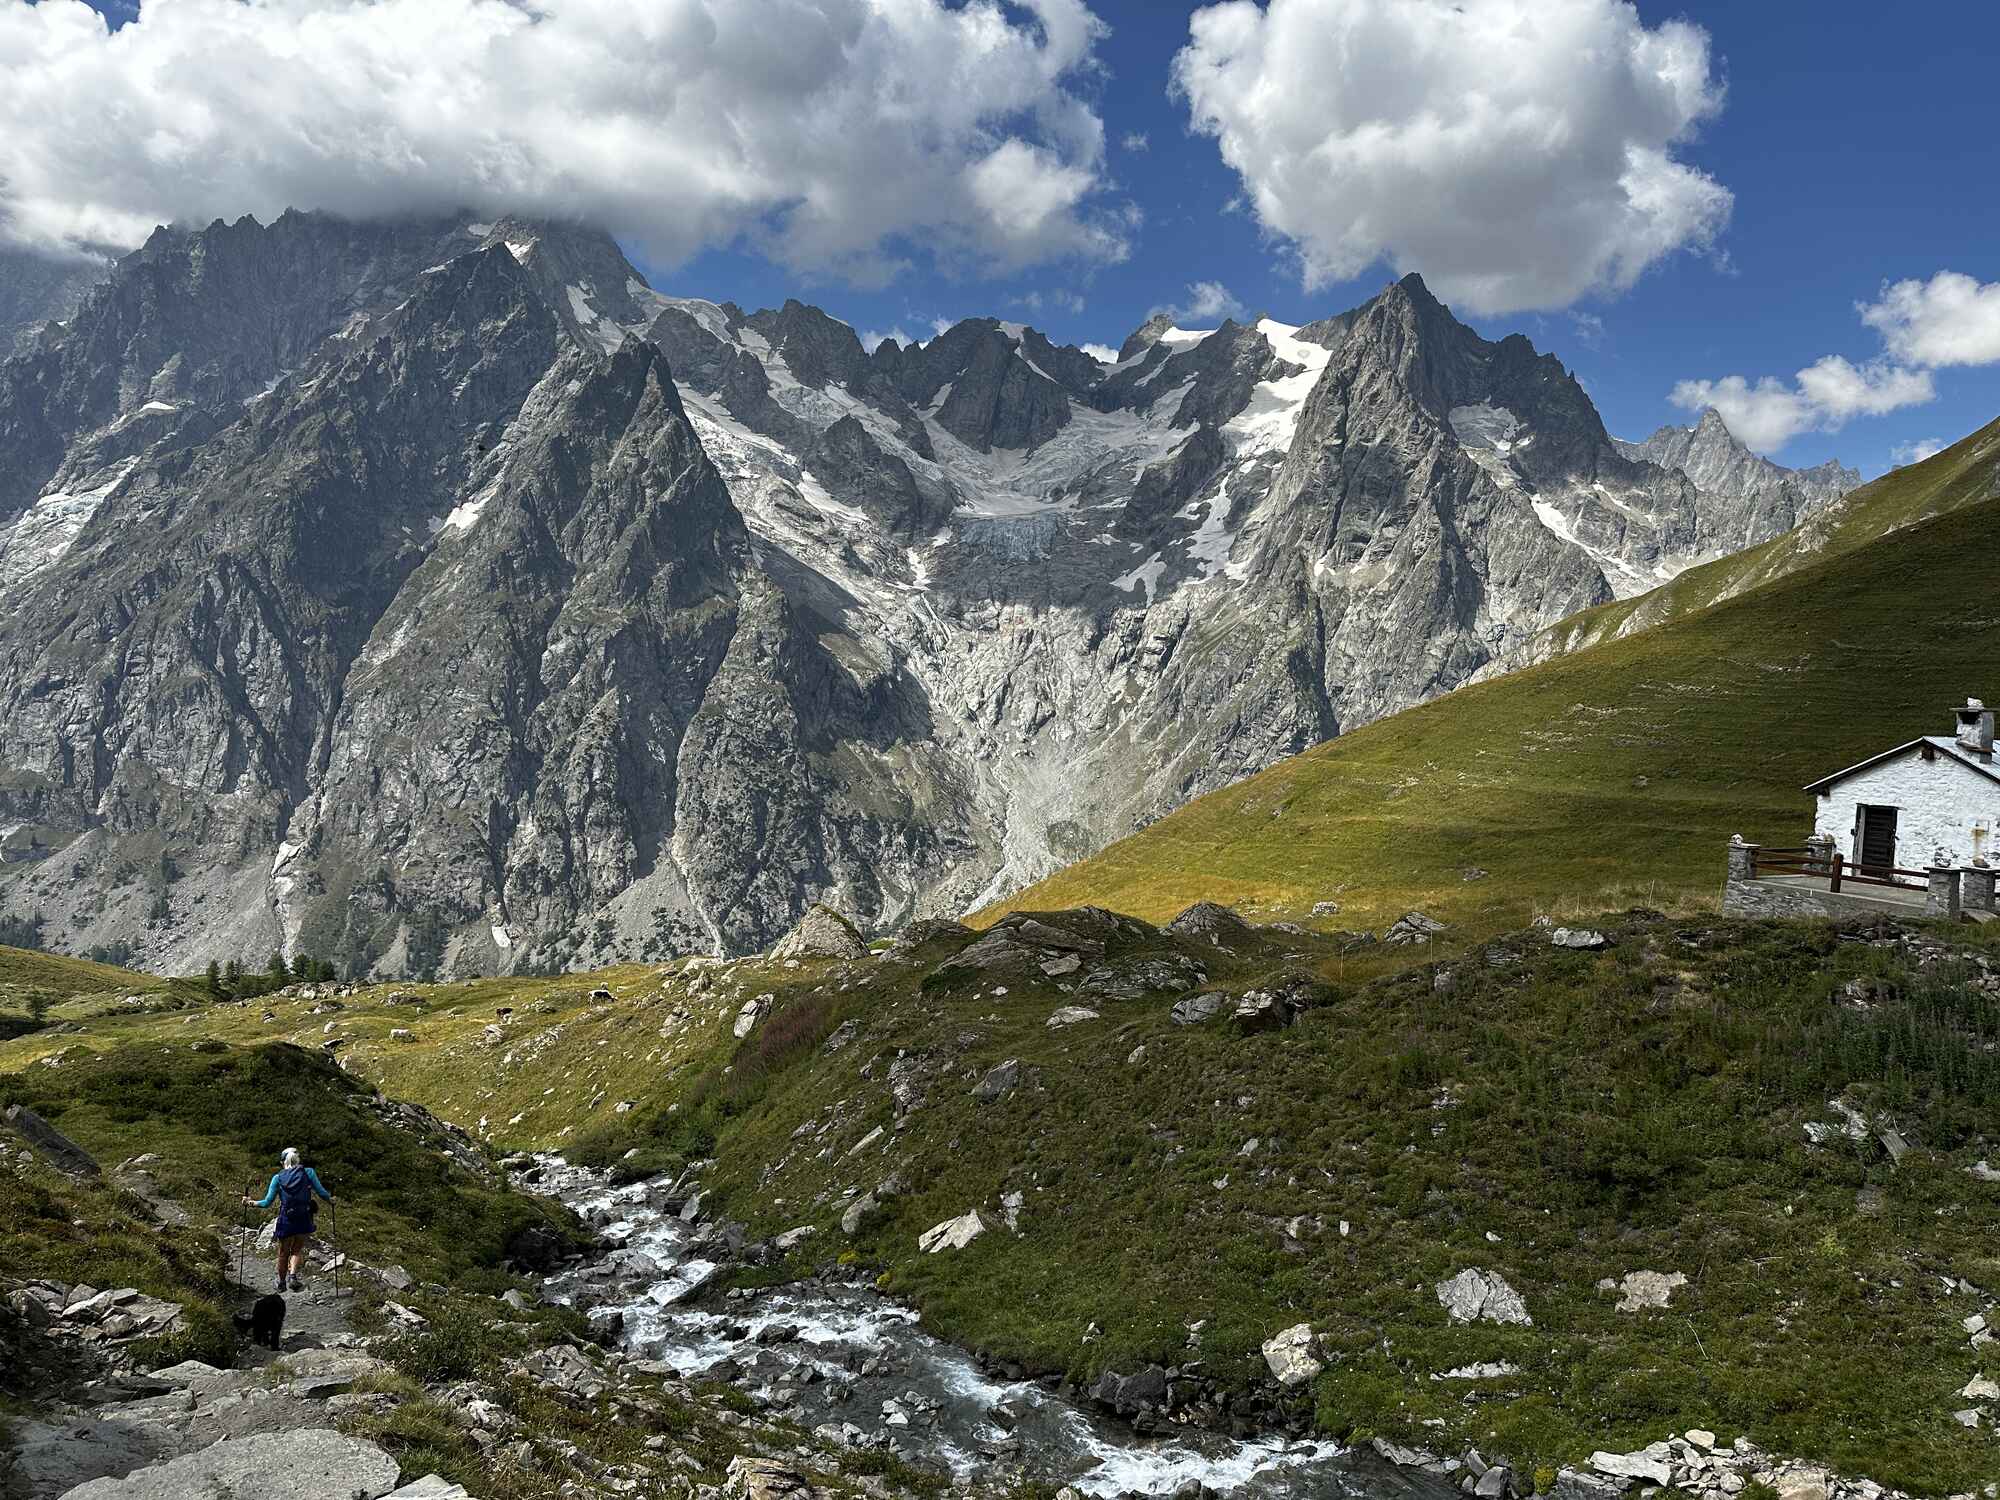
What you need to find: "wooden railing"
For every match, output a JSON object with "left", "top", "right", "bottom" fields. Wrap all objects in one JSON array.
[{"left": 1751, "top": 845, "right": 1928, "bottom": 892}]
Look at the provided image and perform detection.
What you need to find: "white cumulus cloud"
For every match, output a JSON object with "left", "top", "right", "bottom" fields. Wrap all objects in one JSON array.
[
  {"left": 1158, "top": 279, "right": 1245, "bottom": 325},
  {"left": 0, "top": 0, "right": 1130, "bottom": 282},
  {"left": 1674, "top": 266, "right": 2000, "bottom": 456},
  {"left": 1858, "top": 271, "right": 2000, "bottom": 369},
  {"left": 1890, "top": 437, "right": 1946, "bottom": 468},
  {"left": 1671, "top": 358, "right": 1934, "bottom": 454},
  {"left": 1171, "top": 0, "right": 1732, "bottom": 315}
]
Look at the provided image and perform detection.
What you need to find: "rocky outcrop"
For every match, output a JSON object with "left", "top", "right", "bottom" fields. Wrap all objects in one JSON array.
[
  {"left": 55, "top": 1429, "right": 402, "bottom": 1500},
  {"left": 3, "top": 1105, "right": 100, "bottom": 1178},
  {"left": 770, "top": 906, "right": 868, "bottom": 961}
]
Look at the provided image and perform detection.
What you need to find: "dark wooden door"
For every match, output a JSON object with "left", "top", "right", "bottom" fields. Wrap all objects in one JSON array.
[{"left": 1859, "top": 805, "right": 1898, "bottom": 872}]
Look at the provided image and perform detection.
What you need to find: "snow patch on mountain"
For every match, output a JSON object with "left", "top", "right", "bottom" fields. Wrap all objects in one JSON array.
[
  {"left": 1227, "top": 319, "right": 1333, "bottom": 457},
  {"left": 0, "top": 460, "right": 139, "bottom": 591}
]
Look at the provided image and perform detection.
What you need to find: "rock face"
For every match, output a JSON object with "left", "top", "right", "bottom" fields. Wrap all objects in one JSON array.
[
  {"left": 0, "top": 244, "right": 109, "bottom": 356},
  {"left": 0, "top": 214, "right": 1852, "bottom": 974},
  {"left": 3, "top": 1104, "right": 101, "bottom": 1177},
  {"left": 1614, "top": 406, "right": 1859, "bottom": 550},
  {"left": 56, "top": 1427, "right": 403, "bottom": 1499}
]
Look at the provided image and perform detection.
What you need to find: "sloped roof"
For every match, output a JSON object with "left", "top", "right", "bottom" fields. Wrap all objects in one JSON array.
[{"left": 1802, "top": 736, "right": 2000, "bottom": 793}]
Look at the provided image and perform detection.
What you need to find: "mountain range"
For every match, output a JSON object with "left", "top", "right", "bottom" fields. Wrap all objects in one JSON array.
[{"left": 0, "top": 210, "right": 1860, "bottom": 976}]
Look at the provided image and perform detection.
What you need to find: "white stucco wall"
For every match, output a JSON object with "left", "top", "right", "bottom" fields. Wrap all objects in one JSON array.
[{"left": 1812, "top": 748, "right": 2000, "bottom": 870}]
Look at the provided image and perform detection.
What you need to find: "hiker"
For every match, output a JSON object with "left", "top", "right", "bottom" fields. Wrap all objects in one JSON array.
[{"left": 243, "top": 1147, "right": 332, "bottom": 1292}]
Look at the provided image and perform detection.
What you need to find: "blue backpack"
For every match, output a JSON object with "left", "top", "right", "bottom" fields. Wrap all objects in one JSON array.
[{"left": 277, "top": 1166, "right": 316, "bottom": 1224}]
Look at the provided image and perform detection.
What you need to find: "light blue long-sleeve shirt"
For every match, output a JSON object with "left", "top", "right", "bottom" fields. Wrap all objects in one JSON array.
[{"left": 253, "top": 1166, "right": 332, "bottom": 1208}]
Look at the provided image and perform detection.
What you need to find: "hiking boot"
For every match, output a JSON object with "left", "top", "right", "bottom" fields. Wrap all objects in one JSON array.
[{"left": 288, "top": 1275, "right": 306, "bottom": 1292}]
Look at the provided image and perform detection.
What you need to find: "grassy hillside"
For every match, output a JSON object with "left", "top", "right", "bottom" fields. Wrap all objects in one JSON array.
[
  {"left": 0, "top": 942, "right": 162, "bottom": 1000},
  {"left": 5, "top": 910, "right": 1997, "bottom": 1492},
  {"left": 988, "top": 493, "right": 2000, "bottom": 934},
  {"left": 1528, "top": 413, "right": 2000, "bottom": 661}
]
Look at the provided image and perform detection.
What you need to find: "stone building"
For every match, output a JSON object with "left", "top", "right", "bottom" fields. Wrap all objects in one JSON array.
[
  {"left": 1723, "top": 698, "right": 1999, "bottom": 921},
  {"left": 1803, "top": 698, "right": 1999, "bottom": 872}
]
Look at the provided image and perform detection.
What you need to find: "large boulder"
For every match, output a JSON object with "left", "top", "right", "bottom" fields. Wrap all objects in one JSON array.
[
  {"left": 57, "top": 1429, "right": 401, "bottom": 1499},
  {"left": 934, "top": 930, "right": 1042, "bottom": 976},
  {"left": 724, "top": 1456, "right": 817, "bottom": 1500},
  {"left": 881, "top": 918, "right": 975, "bottom": 963},
  {"left": 4, "top": 1104, "right": 101, "bottom": 1178},
  {"left": 1261, "top": 1323, "right": 1324, "bottom": 1386},
  {"left": 1435, "top": 1268, "right": 1532, "bottom": 1326},
  {"left": 1232, "top": 992, "right": 1290, "bottom": 1032},
  {"left": 1166, "top": 901, "right": 1254, "bottom": 946},
  {"left": 972, "top": 1059, "right": 1023, "bottom": 1103},
  {"left": 770, "top": 904, "right": 868, "bottom": 961},
  {"left": 917, "top": 1210, "right": 987, "bottom": 1253},
  {"left": 1587, "top": 1446, "right": 1674, "bottom": 1485},
  {"left": 1171, "top": 992, "right": 1227, "bottom": 1026}
]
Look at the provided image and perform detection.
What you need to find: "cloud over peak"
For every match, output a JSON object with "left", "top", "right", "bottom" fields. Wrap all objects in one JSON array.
[
  {"left": 0, "top": 0, "right": 1130, "bottom": 282},
  {"left": 1171, "top": 0, "right": 1732, "bottom": 316}
]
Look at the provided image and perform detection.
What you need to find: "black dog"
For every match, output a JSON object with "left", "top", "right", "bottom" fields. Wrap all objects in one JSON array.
[{"left": 232, "top": 1293, "right": 286, "bottom": 1351}]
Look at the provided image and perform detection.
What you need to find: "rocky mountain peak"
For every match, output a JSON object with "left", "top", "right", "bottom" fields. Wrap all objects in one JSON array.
[
  {"left": 1614, "top": 407, "right": 1860, "bottom": 541},
  {"left": 1117, "top": 312, "right": 1177, "bottom": 362},
  {"left": 0, "top": 207, "right": 1872, "bottom": 977}
]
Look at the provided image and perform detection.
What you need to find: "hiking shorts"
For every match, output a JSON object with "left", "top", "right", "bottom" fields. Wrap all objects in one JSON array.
[{"left": 274, "top": 1212, "right": 315, "bottom": 1240}]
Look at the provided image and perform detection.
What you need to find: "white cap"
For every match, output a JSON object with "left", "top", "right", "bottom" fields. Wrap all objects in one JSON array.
[{"left": 281, "top": 1147, "right": 302, "bottom": 1168}]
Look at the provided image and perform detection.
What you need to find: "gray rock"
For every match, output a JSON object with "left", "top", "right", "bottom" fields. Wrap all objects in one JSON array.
[
  {"left": 1608, "top": 1269, "right": 1688, "bottom": 1312},
  {"left": 1588, "top": 1445, "right": 1674, "bottom": 1484},
  {"left": 1435, "top": 1268, "right": 1532, "bottom": 1326},
  {"left": 384, "top": 1479, "right": 476, "bottom": 1500},
  {"left": 1232, "top": 992, "right": 1290, "bottom": 1032},
  {"left": 1384, "top": 912, "right": 1447, "bottom": 945},
  {"left": 917, "top": 1210, "right": 986, "bottom": 1253},
  {"left": 1045, "top": 1006, "right": 1100, "bottom": 1029},
  {"left": 4, "top": 1104, "right": 101, "bottom": 1177},
  {"left": 1171, "top": 992, "right": 1227, "bottom": 1026},
  {"left": 1080, "top": 955, "right": 1206, "bottom": 1002},
  {"left": 1165, "top": 901, "right": 1253, "bottom": 946},
  {"left": 1261, "top": 1323, "right": 1323, "bottom": 1386},
  {"left": 56, "top": 1429, "right": 401, "bottom": 1499},
  {"left": 770, "top": 905, "right": 868, "bottom": 961},
  {"left": 972, "top": 1059, "right": 1023, "bottom": 1103},
  {"left": 1550, "top": 927, "right": 1608, "bottom": 949}
]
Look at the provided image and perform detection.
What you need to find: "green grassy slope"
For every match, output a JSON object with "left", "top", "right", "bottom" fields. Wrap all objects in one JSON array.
[
  {"left": 990, "top": 493, "right": 2000, "bottom": 935},
  {"left": 8, "top": 911, "right": 1997, "bottom": 1491},
  {"left": 1530, "top": 413, "right": 2000, "bottom": 661},
  {"left": 0, "top": 942, "right": 163, "bottom": 999}
]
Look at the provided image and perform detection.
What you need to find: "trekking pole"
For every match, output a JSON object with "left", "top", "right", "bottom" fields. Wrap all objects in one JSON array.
[{"left": 236, "top": 1181, "right": 251, "bottom": 1292}]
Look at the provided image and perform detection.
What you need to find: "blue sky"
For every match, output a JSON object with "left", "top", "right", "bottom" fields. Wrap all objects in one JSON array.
[{"left": 54, "top": 0, "right": 2000, "bottom": 476}]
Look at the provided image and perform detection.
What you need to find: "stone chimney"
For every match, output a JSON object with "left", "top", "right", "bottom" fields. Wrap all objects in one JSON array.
[{"left": 1955, "top": 697, "right": 1994, "bottom": 757}]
